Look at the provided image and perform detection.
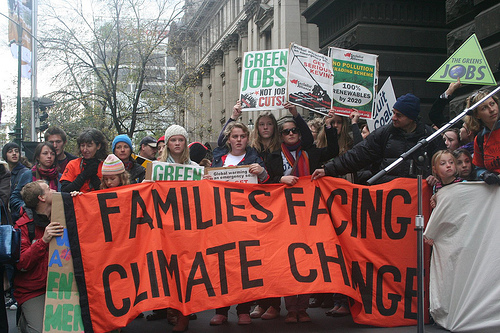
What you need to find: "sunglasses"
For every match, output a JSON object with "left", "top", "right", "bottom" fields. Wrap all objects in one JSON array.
[{"left": 281, "top": 127, "right": 299, "bottom": 135}]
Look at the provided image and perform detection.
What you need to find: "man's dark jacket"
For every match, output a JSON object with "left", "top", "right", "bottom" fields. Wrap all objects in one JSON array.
[{"left": 324, "top": 121, "right": 446, "bottom": 184}]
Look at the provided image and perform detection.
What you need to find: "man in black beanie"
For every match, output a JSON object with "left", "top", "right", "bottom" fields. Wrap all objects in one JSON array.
[{"left": 312, "top": 93, "right": 446, "bottom": 184}]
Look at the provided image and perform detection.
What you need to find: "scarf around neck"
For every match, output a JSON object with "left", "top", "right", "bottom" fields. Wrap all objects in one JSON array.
[
  {"left": 281, "top": 140, "right": 309, "bottom": 177},
  {"left": 33, "top": 165, "right": 59, "bottom": 190},
  {"left": 166, "top": 154, "right": 192, "bottom": 165}
]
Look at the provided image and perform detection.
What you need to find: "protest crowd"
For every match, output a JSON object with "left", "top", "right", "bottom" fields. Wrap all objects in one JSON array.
[{"left": 0, "top": 82, "right": 499, "bottom": 333}]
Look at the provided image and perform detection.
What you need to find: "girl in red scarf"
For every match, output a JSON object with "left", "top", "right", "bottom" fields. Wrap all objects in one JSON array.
[
  {"left": 31, "top": 143, "right": 60, "bottom": 191},
  {"left": 9, "top": 143, "right": 61, "bottom": 219}
]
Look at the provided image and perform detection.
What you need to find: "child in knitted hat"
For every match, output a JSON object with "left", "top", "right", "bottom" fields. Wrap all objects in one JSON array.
[{"left": 100, "top": 154, "right": 130, "bottom": 189}]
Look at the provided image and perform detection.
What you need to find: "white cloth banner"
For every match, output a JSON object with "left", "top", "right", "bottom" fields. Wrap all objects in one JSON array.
[{"left": 425, "top": 182, "right": 500, "bottom": 332}]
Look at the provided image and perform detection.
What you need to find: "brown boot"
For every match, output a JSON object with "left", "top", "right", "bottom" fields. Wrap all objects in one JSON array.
[{"left": 172, "top": 312, "right": 189, "bottom": 332}]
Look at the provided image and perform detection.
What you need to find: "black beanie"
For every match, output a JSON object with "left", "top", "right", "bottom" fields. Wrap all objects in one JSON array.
[
  {"left": 2, "top": 142, "right": 20, "bottom": 162},
  {"left": 188, "top": 142, "right": 208, "bottom": 164},
  {"left": 393, "top": 93, "right": 420, "bottom": 121}
]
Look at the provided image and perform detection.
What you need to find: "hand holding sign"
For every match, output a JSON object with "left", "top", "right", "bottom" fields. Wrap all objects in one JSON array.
[
  {"left": 324, "top": 109, "right": 336, "bottom": 127},
  {"left": 445, "top": 78, "right": 462, "bottom": 97},
  {"left": 232, "top": 101, "right": 243, "bottom": 120},
  {"left": 248, "top": 163, "right": 264, "bottom": 176},
  {"left": 350, "top": 109, "right": 360, "bottom": 124},
  {"left": 284, "top": 102, "right": 298, "bottom": 117},
  {"left": 43, "top": 222, "right": 64, "bottom": 244}
]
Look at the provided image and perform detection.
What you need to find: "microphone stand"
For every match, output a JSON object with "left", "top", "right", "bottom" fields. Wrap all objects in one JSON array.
[{"left": 367, "top": 85, "right": 500, "bottom": 333}]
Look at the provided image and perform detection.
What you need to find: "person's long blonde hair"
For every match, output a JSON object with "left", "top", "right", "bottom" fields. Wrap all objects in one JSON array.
[
  {"left": 250, "top": 112, "right": 280, "bottom": 153},
  {"left": 316, "top": 115, "right": 353, "bottom": 154}
]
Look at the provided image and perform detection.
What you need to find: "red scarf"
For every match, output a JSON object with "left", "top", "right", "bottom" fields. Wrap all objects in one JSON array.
[
  {"left": 281, "top": 142, "right": 310, "bottom": 177},
  {"left": 32, "top": 165, "right": 59, "bottom": 190}
]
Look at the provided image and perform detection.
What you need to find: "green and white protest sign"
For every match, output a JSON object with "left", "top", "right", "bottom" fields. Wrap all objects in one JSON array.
[
  {"left": 329, "top": 47, "right": 377, "bottom": 119},
  {"left": 288, "top": 43, "right": 334, "bottom": 114},
  {"left": 146, "top": 162, "right": 204, "bottom": 181},
  {"left": 427, "top": 34, "right": 495, "bottom": 85},
  {"left": 240, "top": 49, "right": 288, "bottom": 110}
]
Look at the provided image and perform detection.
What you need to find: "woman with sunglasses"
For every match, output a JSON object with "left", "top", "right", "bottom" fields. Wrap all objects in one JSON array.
[
  {"left": 466, "top": 90, "right": 500, "bottom": 183},
  {"left": 265, "top": 102, "right": 339, "bottom": 323},
  {"left": 217, "top": 101, "right": 310, "bottom": 164},
  {"left": 266, "top": 103, "right": 339, "bottom": 185}
]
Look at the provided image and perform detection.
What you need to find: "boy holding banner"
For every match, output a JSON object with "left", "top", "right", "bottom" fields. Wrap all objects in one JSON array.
[{"left": 14, "top": 181, "right": 64, "bottom": 333}]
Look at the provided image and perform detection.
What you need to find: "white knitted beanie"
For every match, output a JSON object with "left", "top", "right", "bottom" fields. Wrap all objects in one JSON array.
[{"left": 164, "top": 125, "right": 188, "bottom": 143}]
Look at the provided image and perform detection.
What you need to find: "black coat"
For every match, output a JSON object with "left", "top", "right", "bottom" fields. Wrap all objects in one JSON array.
[
  {"left": 324, "top": 121, "right": 445, "bottom": 184},
  {"left": 128, "top": 161, "right": 146, "bottom": 184},
  {"left": 266, "top": 126, "right": 339, "bottom": 183}
]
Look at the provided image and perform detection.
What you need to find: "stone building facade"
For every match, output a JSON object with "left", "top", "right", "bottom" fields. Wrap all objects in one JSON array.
[
  {"left": 303, "top": 0, "right": 500, "bottom": 123},
  {"left": 170, "top": 0, "right": 319, "bottom": 143},
  {"left": 171, "top": 0, "right": 500, "bottom": 143}
]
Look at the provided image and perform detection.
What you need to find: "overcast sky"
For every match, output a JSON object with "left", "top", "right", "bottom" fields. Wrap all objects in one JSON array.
[{"left": 0, "top": 0, "right": 53, "bottom": 125}]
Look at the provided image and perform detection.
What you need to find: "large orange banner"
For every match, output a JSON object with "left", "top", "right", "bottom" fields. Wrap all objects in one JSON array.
[{"left": 65, "top": 177, "right": 430, "bottom": 332}]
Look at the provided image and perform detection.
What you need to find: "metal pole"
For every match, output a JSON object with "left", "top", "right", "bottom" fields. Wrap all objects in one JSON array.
[
  {"left": 15, "top": 13, "right": 22, "bottom": 147},
  {"left": 416, "top": 175, "right": 425, "bottom": 333},
  {"left": 31, "top": 0, "right": 38, "bottom": 141}
]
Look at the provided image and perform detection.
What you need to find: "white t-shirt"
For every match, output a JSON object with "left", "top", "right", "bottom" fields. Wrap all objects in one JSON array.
[
  {"left": 281, "top": 150, "right": 296, "bottom": 176},
  {"left": 223, "top": 153, "right": 245, "bottom": 167}
]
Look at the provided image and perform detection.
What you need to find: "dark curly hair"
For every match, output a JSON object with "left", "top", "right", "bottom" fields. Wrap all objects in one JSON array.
[{"left": 76, "top": 128, "right": 108, "bottom": 160}]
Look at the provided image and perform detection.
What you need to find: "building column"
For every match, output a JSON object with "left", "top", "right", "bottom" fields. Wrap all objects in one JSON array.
[
  {"left": 237, "top": 21, "right": 252, "bottom": 126},
  {"left": 200, "top": 65, "right": 211, "bottom": 143},
  {"left": 280, "top": 1, "right": 301, "bottom": 48},
  {"left": 192, "top": 75, "right": 203, "bottom": 139},
  {"left": 210, "top": 50, "right": 224, "bottom": 142},
  {"left": 222, "top": 34, "right": 240, "bottom": 128}
]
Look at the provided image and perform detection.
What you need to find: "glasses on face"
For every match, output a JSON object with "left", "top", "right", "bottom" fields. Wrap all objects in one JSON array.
[{"left": 281, "top": 127, "right": 299, "bottom": 135}]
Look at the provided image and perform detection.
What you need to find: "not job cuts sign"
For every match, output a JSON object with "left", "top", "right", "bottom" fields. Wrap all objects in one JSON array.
[{"left": 240, "top": 49, "right": 288, "bottom": 111}]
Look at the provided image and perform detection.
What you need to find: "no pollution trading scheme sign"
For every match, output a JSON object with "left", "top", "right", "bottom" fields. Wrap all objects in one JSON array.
[{"left": 427, "top": 34, "right": 496, "bottom": 85}]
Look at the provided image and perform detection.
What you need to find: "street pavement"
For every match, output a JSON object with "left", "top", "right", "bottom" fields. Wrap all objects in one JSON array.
[{"left": 7, "top": 300, "right": 448, "bottom": 332}]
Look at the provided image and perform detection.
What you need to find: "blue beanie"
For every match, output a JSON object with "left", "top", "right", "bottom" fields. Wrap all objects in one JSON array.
[
  {"left": 393, "top": 93, "right": 420, "bottom": 121},
  {"left": 112, "top": 134, "right": 133, "bottom": 153}
]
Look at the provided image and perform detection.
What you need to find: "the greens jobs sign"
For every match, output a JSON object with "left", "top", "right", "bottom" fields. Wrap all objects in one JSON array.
[{"left": 240, "top": 49, "right": 288, "bottom": 111}]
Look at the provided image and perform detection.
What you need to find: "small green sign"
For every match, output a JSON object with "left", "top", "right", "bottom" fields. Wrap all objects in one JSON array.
[{"left": 427, "top": 34, "right": 496, "bottom": 85}]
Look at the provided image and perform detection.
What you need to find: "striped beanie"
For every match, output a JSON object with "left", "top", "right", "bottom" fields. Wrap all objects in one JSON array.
[{"left": 101, "top": 154, "right": 125, "bottom": 175}]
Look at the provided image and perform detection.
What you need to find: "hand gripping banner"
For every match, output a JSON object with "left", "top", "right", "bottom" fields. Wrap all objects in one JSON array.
[{"left": 65, "top": 177, "right": 430, "bottom": 332}]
